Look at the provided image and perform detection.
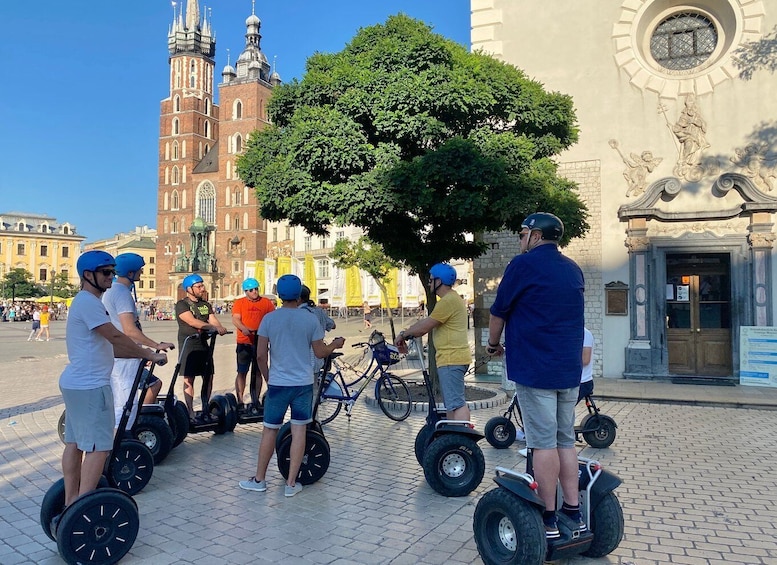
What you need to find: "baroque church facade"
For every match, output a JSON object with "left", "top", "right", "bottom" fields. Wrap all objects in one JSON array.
[
  {"left": 472, "top": 0, "right": 777, "bottom": 384},
  {"left": 155, "top": 0, "right": 280, "bottom": 300}
]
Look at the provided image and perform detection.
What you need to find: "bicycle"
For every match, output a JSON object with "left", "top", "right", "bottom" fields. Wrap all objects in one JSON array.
[{"left": 317, "top": 330, "right": 412, "bottom": 424}]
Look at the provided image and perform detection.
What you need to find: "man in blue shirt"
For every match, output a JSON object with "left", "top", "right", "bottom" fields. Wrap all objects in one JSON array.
[{"left": 487, "top": 212, "right": 586, "bottom": 540}]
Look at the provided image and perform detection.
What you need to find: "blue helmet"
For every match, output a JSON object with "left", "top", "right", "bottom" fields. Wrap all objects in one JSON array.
[
  {"left": 115, "top": 253, "right": 145, "bottom": 278},
  {"left": 77, "top": 250, "right": 116, "bottom": 277},
  {"left": 242, "top": 278, "right": 260, "bottom": 291},
  {"left": 429, "top": 263, "right": 457, "bottom": 286},
  {"left": 277, "top": 274, "right": 302, "bottom": 301},
  {"left": 182, "top": 273, "right": 204, "bottom": 291}
]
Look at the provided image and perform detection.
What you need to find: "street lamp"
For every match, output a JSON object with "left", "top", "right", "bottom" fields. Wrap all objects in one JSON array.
[{"left": 50, "top": 270, "right": 56, "bottom": 310}]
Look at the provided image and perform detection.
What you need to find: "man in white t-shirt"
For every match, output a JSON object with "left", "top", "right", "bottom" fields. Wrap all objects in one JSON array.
[
  {"left": 577, "top": 327, "right": 594, "bottom": 404},
  {"left": 103, "top": 253, "right": 174, "bottom": 429},
  {"left": 58, "top": 251, "right": 167, "bottom": 512}
]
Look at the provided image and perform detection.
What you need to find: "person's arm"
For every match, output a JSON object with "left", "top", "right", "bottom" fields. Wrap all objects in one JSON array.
[
  {"left": 177, "top": 310, "right": 211, "bottom": 331},
  {"left": 312, "top": 336, "right": 346, "bottom": 359},
  {"left": 486, "top": 314, "right": 506, "bottom": 356},
  {"left": 94, "top": 322, "right": 167, "bottom": 364},
  {"left": 396, "top": 317, "right": 440, "bottom": 342},
  {"left": 232, "top": 312, "right": 252, "bottom": 338},
  {"left": 582, "top": 346, "right": 592, "bottom": 367},
  {"left": 256, "top": 335, "right": 270, "bottom": 382},
  {"left": 208, "top": 313, "right": 229, "bottom": 335},
  {"left": 117, "top": 312, "right": 174, "bottom": 350}
]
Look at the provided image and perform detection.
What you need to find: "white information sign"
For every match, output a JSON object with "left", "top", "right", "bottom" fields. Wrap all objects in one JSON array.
[{"left": 739, "top": 326, "right": 777, "bottom": 388}]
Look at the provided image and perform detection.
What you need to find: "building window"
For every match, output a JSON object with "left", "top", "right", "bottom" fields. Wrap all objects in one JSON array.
[
  {"left": 272, "top": 227, "right": 278, "bottom": 242},
  {"left": 149, "top": 256, "right": 155, "bottom": 264},
  {"left": 336, "top": 230, "right": 345, "bottom": 241},
  {"left": 319, "top": 236, "right": 329, "bottom": 249},
  {"left": 285, "top": 226, "right": 291, "bottom": 240},
  {"left": 172, "top": 190, "right": 180, "bottom": 210},
  {"left": 233, "top": 261, "right": 240, "bottom": 273},
  {"left": 650, "top": 12, "right": 717, "bottom": 71},
  {"left": 63, "top": 226, "right": 70, "bottom": 235},
  {"left": 173, "top": 118, "right": 179, "bottom": 135},
  {"left": 17, "top": 243, "right": 25, "bottom": 255},
  {"left": 317, "top": 259, "right": 330, "bottom": 279},
  {"left": 172, "top": 167, "right": 180, "bottom": 185},
  {"left": 150, "top": 280, "right": 155, "bottom": 289},
  {"left": 40, "top": 268, "right": 47, "bottom": 281},
  {"left": 62, "top": 246, "right": 69, "bottom": 258},
  {"left": 172, "top": 141, "right": 179, "bottom": 160},
  {"left": 204, "top": 121, "right": 210, "bottom": 139},
  {"left": 233, "top": 100, "right": 243, "bottom": 119},
  {"left": 149, "top": 267, "right": 155, "bottom": 275},
  {"left": 197, "top": 182, "right": 216, "bottom": 224},
  {"left": 174, "top": 95, "right": 180, "bottom": 112},
  {"left": 304, "top": 236, "right": 312, "bottom": 252},
  {"left": 40, "top": 244, "right": 48, "bottom": 257},
  {"left": 137, "top": 280, "right": 144, "bottom": 289}
]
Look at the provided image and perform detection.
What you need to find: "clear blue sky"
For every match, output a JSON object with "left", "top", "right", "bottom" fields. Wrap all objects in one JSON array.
[{"left": 0, "top": 1, "right": 470, "bottom": 244}]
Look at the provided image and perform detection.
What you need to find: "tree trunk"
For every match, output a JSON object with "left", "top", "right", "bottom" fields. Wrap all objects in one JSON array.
[{"left": 375, "top": 280, "right": 396, "bottom": 340}]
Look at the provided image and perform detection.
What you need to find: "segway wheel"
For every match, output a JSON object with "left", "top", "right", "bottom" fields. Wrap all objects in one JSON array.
[
  {"left": 484, "top": 416, "right": 517, "bottom": 449},
  {"left": 276, "top": 429, "right": 330, "bottom": 485},
  {"left": 107, "top": 439, "right": 154, "bottom": 495},
  {"left": 208, "top": 395, "right": 231, "bottom": 434},
  {"left": 133, "top": 415, "right": 175, "bottom": 464},
  {"left": 225, "top": 392, "right": 238, "bottom": 414},
  {"left": 473, "top": 487, "right": 545, "bottom": 565},
  {"left": 57, "top": 410, "right": 67, "bottom": 444},
  {"left": 41, "top": 477, "right": 111, "bottom": 542},
  {"left": 56, "top": 488, "right": 139, "bottom": 565},
  {"left": 422, "top": 434, "right": 485, "bottom": 497},
  {"left": 170, "top": 400, "right": 190, "bottom": 447},
  {"left": 414, "top": 424, "right": 433, "bottom": 466},
  {"left": 375, "top": 374, "right": 412, "bottom": 421},
  {"left": 580, "top": 414, "right": 617, "bottom": 448},
  {"left": 582, "top": 491, "right": 624, "bottom": 557}
]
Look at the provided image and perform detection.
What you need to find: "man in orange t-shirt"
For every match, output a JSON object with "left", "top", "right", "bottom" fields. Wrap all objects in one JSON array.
[{"left": 232, "top": 278, "right": 275, "bottom": 406}]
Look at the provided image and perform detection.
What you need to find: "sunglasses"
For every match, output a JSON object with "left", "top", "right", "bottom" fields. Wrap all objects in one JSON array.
[
  {"left": 97, "top": 268, "right": 116, "bottom": 276},
  {"left": 246, "top": 288, "right": 259, "bottom": 292}
]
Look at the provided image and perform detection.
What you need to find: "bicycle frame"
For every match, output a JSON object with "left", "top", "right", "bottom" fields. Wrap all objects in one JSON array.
[{"left": 322, "top": 354, "right": 388, "bottom": 417}]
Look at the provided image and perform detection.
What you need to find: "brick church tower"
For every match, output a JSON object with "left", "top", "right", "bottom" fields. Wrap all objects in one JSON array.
[{"left": 156, "top": 0, "right": 278, "bottom": 300}]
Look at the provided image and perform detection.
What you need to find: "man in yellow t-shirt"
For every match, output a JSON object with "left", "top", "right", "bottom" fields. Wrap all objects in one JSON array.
[{"left": 395, "top": 263, "right": 471, "bottom": 421}]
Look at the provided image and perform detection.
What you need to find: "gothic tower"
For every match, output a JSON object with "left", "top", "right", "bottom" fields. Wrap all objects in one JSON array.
[{"left": 156, "top": 1, "right": 278, "bottom": 300}]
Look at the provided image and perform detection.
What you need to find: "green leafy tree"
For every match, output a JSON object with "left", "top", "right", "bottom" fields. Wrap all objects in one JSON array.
[
  {"left": 1, "top": 268, "right": 43, "bottom": 299},
  {"left": 238, "top": 14, "right": 588, "bottom": 309},
  {"left": 51, "top": 271, "right": 78, "bottom": 298},
  {"left": 329, "top": 236, "right": 401, "bottom": 338}
]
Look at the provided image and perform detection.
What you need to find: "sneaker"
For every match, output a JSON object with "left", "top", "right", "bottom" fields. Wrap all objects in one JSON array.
[
  {"left": 238, "top": 477, "right": 267, "bottom": 492},
  {"left": 562, "top": 509, "right": 588, "bottom": 533},
  {"left": 284, "top": 483, "right": 303, "bottom": 497},
  {"left": 517, "top": 447, "right": 528, "bottom": 457},
  {"left": 544, "top": 518, "right": 561, "bottom": 540},
  {"left": 515, "top": 429, "right": 526, "bottom": 441}
]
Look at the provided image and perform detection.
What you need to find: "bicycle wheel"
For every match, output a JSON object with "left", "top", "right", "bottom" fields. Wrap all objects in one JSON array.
[
  {"left": 317, "top": 376, "right": 344, "bottom": 425},
  {"left": 375, "top": 374, "right": 412, "bottom": 421}
]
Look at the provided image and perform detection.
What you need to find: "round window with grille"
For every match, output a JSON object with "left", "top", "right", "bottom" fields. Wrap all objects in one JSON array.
[{"left": 650, "top": 12, "right": 718, "bottom": 71}]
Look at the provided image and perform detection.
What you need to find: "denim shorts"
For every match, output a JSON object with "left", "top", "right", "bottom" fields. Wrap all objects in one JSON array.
[
  {"left": 60, "top": 385, "right": 114, "bottom": 452},
  {"left": 438, "top": 364, "right": 468, "bottom": 412},
  {"left": 515, "top": 384, "right": 577, "bottom": 450},
  {"left": 262, "top": 384, "right": 313, "bottom": 429}
]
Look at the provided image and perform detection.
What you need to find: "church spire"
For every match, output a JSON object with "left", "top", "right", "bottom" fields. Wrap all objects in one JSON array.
[
  {"left": 168, "top": 0, "right": 215, "bottom": 59},
  {"left": 185, "top": 0, "right": 200, "bottom": 32}
]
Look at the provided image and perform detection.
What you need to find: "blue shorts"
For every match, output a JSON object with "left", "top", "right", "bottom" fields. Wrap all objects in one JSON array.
[
  {"left": 515, "top": 384, "right": 577, "bottom": 450},
  {"left": 236, "top": 344, "right": 254, "bottom": 374},
  {"left": 262, "top": 384, "right": 313, "bottom": 429},
  {"left": 60, "top": 385, "right": 114, "bottom": 452},
  {"left": 438, "top": 364, "right": 468, "bottom": 412}
]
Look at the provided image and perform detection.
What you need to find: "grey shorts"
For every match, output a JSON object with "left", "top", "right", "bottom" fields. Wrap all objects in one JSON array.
[
  {"left": 60, "top": 385, "right": 114, "bottom": 452},
  {"left": 515, "top": 383, "right": 577, "bottom": 450},
  {"left": 438, "top": 364, "right": 468, "bottom": 412}
]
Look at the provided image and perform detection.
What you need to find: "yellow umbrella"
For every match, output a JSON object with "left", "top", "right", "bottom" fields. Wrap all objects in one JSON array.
[{"left": 35, "top": 296, "right": 67, "bottom": 303}]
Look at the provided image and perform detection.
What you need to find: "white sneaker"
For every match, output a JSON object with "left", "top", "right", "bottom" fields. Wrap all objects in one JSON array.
[
  {"left": 516, "top": 429, "right": 526, "bottom": 441},
  {"left": 284, "top": 483, "right": 303, "bottom": 497},
  {"left": 518, "top": 447, "right": 528, "bottom": 457}
]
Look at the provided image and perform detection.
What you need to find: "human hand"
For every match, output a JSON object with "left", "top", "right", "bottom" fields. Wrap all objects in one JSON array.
[
  {"left": 486, "top": 343, "right": 504, "bottom": 357},
  {"left": 217, "top": 326, "right": 228, "bottom": 336},
  {"left": 157, "top": 342, "right": 175, "bottom": 351},
  {"left": 332, "top": 337, "right": 346, "bottom": 349},
  {"left": 152, "top": 352, "right": 168, "bottom": 366}
]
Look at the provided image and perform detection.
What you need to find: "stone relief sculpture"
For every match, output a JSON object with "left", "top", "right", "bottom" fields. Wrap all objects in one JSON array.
[
  {"left": 609, "top": 139, "right": 663, "bottom": 197},
  {"left": 660, "top": 94, "right": 710, "bottom": 182},
  {"left": 730, "top": 144, "right": 777, "bottom": 192}
]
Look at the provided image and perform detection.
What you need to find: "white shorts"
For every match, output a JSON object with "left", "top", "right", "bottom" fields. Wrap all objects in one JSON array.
[{"left": 111, "top": 358, "right": 144, "bottom": 429}]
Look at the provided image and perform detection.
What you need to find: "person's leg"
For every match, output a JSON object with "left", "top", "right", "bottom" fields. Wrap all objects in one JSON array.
[
  {"left": 438, "top": 365, "right": 470, "bottom": 421},
  {"left": 78, "top": 451, "right": 109, "bottom": 498},
  {"left": 44, "top": 326, "right": 50, "bottom": 340},
  {"left": 143, "top": 377, "right": 163, "bottom": 405},
  {"left": 235, "top": 372, "right": 247, "bottom": 404},
  {"left": 287, "top": 385, "right": 314, "bottom": 488},
  {"left": 253, "top": 427, "right": 277, "bottom": 481},
  {"left": 61, "top": 443, "right": 83, "bottom": 507},
  {"left": 555, "top": 387, "right": 579, "bottom": 508},
  {"left": 183, "top": 376, "right": 195, "bottom": 416}
]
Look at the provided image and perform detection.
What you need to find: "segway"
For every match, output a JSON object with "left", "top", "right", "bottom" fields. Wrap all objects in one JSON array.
[
  {"left": 161, "top": 330, "right": 237, "bottom": 436},
  {"left": 40, "top": 357, "right": 164, "bottom": 564},
  {"left": 273, "top": 353, "right": 335, "bottom": 485},
  {"left": 485, "top": 391, "right": 617, "bottom": 450},
  {"left": 409, "top": 337, "right": 486, "bottom": 497},
  {"left": 225, "top": 332, "right": 265, "bottom": 425},
  {"left": 473, "top": 449, "right": 624, "bottom": 565}
]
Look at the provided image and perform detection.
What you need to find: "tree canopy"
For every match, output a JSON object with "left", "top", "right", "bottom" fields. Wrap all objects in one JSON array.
[
  {"left": 1, "top": 268, "right": 44, "bottom": 299},
  {"left": 238, "top": 14, "right": 588, "bottom": 278}
]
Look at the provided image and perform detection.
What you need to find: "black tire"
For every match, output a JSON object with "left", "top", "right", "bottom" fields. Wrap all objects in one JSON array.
[
  {"left": 275, "top": 421, "right": 292, "bottom": 452},
  {"left": 225, "top": 392, "right": 238, "bottom": 413},
  {"left": 582, "top": 492, "right": 624, "bottom": 558},
  {"left": 133, "top": 415, "right": 175, "bottom": 464},
  {"left": 40, "top": 478, "right": 66, "bottom": 541},
  {"left": 484, "top": 416, "right": 517, "bottom": 449},
  {"left": 57, "top": 410, "right": 66, "bottom": 444},
  {"left": 581, "top": 414, "right": 617, "bottom": 448},
  {"left": 170, "top": 400, "right": 189, "bottom": 447},
  {"left": 473, "top": 487, "right": 546, "bottom": 565},
  {"left": 422, "top": 434, "right": 485, "bottom": 497},
  {"left": 414, "top": 424, "right": 434, "bottom": 466},
  {"left": 317, "top": 378, "right": 343, "bottom": 425},
  {"left": 375, "top": 374, "right": 412, "bottom": 421},
  {"left": 224, "top": 393, "right": 239, "bottom": 431},
  {"left": 208, "top": 395, "right": 230, "bottom": 434},
  {"left": 107, "top": 439, "right": 154, "bottom": 495},
  {"left": 276, "top": 429, "right": 331, "bottom": 485},
  {"left": 56, "top": 488, "right": 139, "bottom": 565}
]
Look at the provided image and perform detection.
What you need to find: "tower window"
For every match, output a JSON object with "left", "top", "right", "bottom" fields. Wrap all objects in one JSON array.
[{"left": 650, "top": 12, "right": 717, "bottom": 71}]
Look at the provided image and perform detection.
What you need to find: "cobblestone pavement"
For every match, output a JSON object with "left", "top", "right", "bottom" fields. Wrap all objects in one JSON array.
[{"left": 1, "top": 320, "right": 776, "bottom": 564}]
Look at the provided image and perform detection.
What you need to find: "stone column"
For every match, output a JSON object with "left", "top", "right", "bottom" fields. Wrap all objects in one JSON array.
[
  {"left": 748, "top": 213, "right": 774, "bottom": 326},
  {"left": 623, "top": 219, "right": 652, "bottom": 376}
]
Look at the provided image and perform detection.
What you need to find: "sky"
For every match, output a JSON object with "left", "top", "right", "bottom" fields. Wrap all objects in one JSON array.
[{"left": 0, "top": 0, "right": 470, "bottom": 244}]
